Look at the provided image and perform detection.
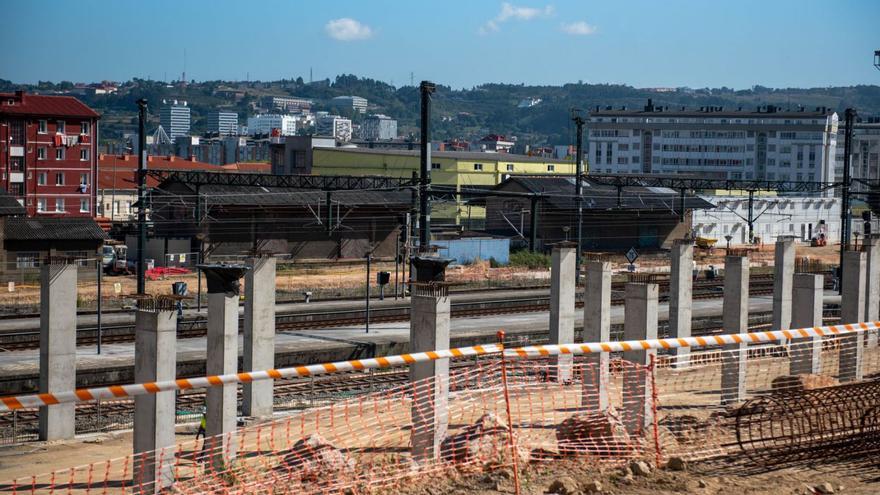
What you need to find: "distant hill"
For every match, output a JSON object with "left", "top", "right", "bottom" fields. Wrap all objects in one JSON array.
[{"left": 2, "top": 76, "right": 879, "bottom": 147}]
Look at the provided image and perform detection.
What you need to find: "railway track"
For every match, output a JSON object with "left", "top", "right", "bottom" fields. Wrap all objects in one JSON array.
[{"left": 0, "top": 274, "right": 828, "bottom": 352}]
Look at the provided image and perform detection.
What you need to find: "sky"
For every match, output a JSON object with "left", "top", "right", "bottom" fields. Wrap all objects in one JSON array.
[{"left": 2, "top": 0, "right": 879, "bottom": 89}]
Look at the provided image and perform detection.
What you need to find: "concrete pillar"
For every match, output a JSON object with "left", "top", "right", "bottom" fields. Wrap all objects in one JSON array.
[
  {"left": 790, "top": 274, "right": 824, "bottom": 375},
  {"left": 721, "top": 256, "right": 749, "bottom": 405},
  {"left": 582, "top": 261, "right": 611, "bottom": 411},
  {"left": 38, "top": 262, "right": 77, "bottom": 441},
  {"left": 772, "top": 236, "right": 796, "bottom": 332},
  {"left": 548, "top": 243, "right": 576, "bottom": 382},
  {"left": 864, "top": 234, "right": 880, "bottom": 347},
  {"left": 133, "top": 300, "right": 178, "bottom": 492},
  {"left": 242, "top": 257, "right": 276, "bottom": 418},
  {"left": 668, "top": 239, "right": 694, "bottom": 366},
  {"left": 199, "top": 264, "right": 249, "bottom": 471},
  {"left": 840, "top": 251, "right": 866, "bottom": 382},
  {"left": 621, "top": 283, "right": 657, "bottom": 436},
  {"left": 409, "top": 257, "right": 452, "bottom": 464}
]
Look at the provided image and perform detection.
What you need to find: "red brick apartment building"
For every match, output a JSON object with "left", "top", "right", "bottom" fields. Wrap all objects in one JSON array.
[{"left": 0, "top": 91, "right": 100, "bottom": 217}]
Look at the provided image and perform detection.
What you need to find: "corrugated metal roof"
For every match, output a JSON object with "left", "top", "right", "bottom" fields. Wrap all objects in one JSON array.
[
  {"left": 0, "top": 188, "right": 26, "bottom": 216},
  {"left": 318, "top": 147, "right": 571, "bottom": 164},
  {"left": 0, "top": 92, "right": 100, "bottom": 118},
  {"left": 4, "top": 217, "right": 109, "bottom": 241},
  {"left": 187, "top": 184, "right": 412, "bottom": 208},
  {"left": 497, "top": 176, "right": 714, "bottom": 211}
]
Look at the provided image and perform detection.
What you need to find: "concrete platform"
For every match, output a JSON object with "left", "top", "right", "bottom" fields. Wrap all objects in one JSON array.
[{"left": 0, "top": 292, "right": 841, "bottom": 395}]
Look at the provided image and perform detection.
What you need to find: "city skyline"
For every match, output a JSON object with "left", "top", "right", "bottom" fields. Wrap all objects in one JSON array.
[{"left": 2, "top": 0, "right": 878, "bottom": 90}]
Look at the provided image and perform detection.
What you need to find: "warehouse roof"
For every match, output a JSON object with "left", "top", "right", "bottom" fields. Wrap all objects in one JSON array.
[
  {"left": 496, "top": 175, "right": 714, "bottom": 211},
  {"left": 318, "top": 146, "right": 572, "bottom": 164},
  {"left": 0, "top": 189, "right": 26, "bottom": 216},
  {"left": 159, "top": 183, "right": 412, "bottom": 208},
  {"left": 4, "top": 217, "right": 109, "bottom": 241}
]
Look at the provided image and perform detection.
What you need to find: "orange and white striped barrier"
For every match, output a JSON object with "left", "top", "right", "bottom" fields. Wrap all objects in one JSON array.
[
  {"left": 505, "top": 321, "right": 880, "bottom": 359},
  {"left": 0, "top": 343, "right": 503, "bottom": 412}
]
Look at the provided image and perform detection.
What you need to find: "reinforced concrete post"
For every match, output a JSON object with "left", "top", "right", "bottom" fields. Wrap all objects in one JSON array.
[
  {"left": 621, "top": 283, "right": 657, "bottom": 436},
  {"left": 790, "top": 274, "right": 823, "bottom": 375},
  {"left": 548, "top": 243, "right": 576, "bottom": 382},
  {"left": 772, "top": 236, "right": 796, "bottom": 332},
  {"left": 721, "top": 256, "right": 749, "bottom": 405},
  {"left": 199, "top": 264, "right": 249, "bottom": 471},
  {"left": 668, "top": 239, "right": 694, "bottom": 366},
  {"left": 38, "top": 262, "right": 77, "bottom": 441},
  {"left": 243, "top": 257, "right": 276, "bottom": 418},
  {"left": 409, "top": 256, "right": 452, "bottom": 464},
  {"left": 133, "top": 299, "right": 178, "bottom": 492},
  {"left": 840, "top": 251, "right": 866, "bottom": 382},
  {"left": 864, "top": 234, "right": 880, "bottom": 347},
  {"left": 582, "top": 261, "right": 611, "bottom": 411}
]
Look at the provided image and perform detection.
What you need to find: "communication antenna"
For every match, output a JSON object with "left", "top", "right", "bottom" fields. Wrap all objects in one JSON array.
[{"left": 874, "top": 50, "right": 880, "bottom": 72}]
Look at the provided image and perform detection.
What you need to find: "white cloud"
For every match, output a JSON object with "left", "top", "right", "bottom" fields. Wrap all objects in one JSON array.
[
  {"left": 480, "top": 3, "right": 554, "bottom": 34},
  {"left": 325, "top": 18, "right": 373, "bottom": 41},
  {"left": 560, "top": 21, "right": 597, "bottom": 36}
]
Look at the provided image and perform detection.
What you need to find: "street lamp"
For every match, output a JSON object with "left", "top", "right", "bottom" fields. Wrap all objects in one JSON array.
[{"left": 724, "top": 234, "right": 733, "bottom": 251}]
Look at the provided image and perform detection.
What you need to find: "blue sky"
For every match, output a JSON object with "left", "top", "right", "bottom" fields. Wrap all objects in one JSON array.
[{"left": 2, "top": 0, "right": 878, "bottom": 89}]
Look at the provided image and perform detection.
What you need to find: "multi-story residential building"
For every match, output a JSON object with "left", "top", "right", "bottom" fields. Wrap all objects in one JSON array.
[
  {"left": 330, "top": 95, "right": 368, "bottom": 114},
  {"left": 246, "top": 114, "right": 297, "bottom": 136},
  {"left": 207, "top": 111, "right": 239, "bottom": 136},
  {"left": 835, "top": 118, "right": 880, "bottom": 183},
  {"left": 316, "top": 114, "right": 352, "bottom": 142},
  {"left": 587, "top": 100, "right": 838, "bottom": 186},
  {"left": 0, "top": 91, "right": 100, "bottom": 217},
  {"left": 175, "top": 136, "right": 272, "bottom": 165},
  {"left": 360, "top": 114, "right": 398, "bottom": 141},
  {"left": 261, "top": 95, "right": 313, "bottom": 113},
  {"left": 159, "top": 100, "right": 191, "bottom": 139}
]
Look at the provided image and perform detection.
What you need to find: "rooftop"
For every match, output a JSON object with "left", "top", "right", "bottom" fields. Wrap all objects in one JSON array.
[
  {"left": 317, "top": 147, "right": 572, "bottom": 164},
  {"left": 589, "top": 99, "right": 835, "bottom": 119},
  {"left": 97, "top": 154, "right": 218, "bottom": 189},
  {"left": 4, "top": 217, "right": 109, "bottom": 241},
  {"left": 0, "top": 91, "right": 100, "bottom": 119},
  {"left": 0, "top": 189, "right": 26, "bottom": 216}
]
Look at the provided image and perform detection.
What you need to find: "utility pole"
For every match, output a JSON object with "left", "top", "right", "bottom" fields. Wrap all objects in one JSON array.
[
  {"left": 840, "top": 108, "right": 856, "bottom": 294},
  {"left": 572, "top": 111, "right": 585, "bottom": 282},
  {"left": 136, "top": 99, "right": 148, "bottom": 295},
  {"left": 419, "top": 81, "right": 436, "bottom": 253}
]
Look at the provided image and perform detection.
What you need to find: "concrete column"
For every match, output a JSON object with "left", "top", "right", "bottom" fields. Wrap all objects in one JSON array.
[
  {"left": 621, "top": 283, "right": 658, "bottom": 436},
  {"left": 772, "top": 236, "right": 796, "bottom": 332},
  {"left": 242, "top": 257, "right": 276, "bottom": 418},
  {"left": 199, "top": 264, "right": 249, "bottom": 471},
  {"left": 38, "top": 262, "right": 77, "bottom": 441},
  {"left": 790, "top": 274, "right": 824, "bottom": 375},
  {"left": 133, "top": 300, "right": 178, "bottom": 492},
  {"left": 409, "top": 257, "right": 452, "bottom": 464},
  {"left": 582, "top": 261, "right": 611, "bottom": 411},
  {"left": 548, "top": 244, "right": 576, "bottom": 382},
  {"left": 721, "top": 256, "right": 749, "bottom": 405},
  {"left": 668, "top": 239, "right": 694, "bottom": 366},
  {"left": 840, "top": 251, "right": 866, "bottom": 382},
  {"left": 864, "top": 235, "right": 880, "bottom": 347}
]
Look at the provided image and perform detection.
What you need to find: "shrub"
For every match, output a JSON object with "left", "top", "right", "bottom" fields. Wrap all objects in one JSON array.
[
  {"left": 488, "top": 257, "right": 506, "bottom": 268},
  {"left": 508, "top": 250, "right": 551, "bottom": 269}
]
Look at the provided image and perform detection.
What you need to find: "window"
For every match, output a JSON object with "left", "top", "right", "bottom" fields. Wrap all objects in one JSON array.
[
  {"left": 431, "top": 162, "right": 441, "bottom": 170},
  {"left": 506, "top": 164, "right": 514, "bottom": 172},
  {"left": 473, "top": 163, "right": 483, "bottom": 171},
  {"left": 37, "top": 147, "right": 47, "bottom": 160},
  {"left": 38, "top": 120, "right": 47, "bottom": 134},
  {"left": 37, "top": 172, "right": 46, "bottom": 185},
  {"left": 547, "top": 164, "right": 555, "bottom": 172},
  {"left": 81, "top": 121, "right": 90, "bottom": 135},
  {"left": 113, "top": 201, "right": 120, "bottom": 215},
  {"left": 57, "top": 120, "right": 65, "bottom": 134},
  {"left": 37, "top": 199, "right": 46, "bottom": 212},
  {"left": 56, "top": 147, "right": 65, "bottom": 160},
  {"left": 55, "top": 198, "right": 64, "bottom": 212},
  {"left": 55, "top": 173, "right": 64, "bottom": 186},
  {"left": 80, "top": 149, "right": 90, "bottom": 161},
  {"left": 79, "top": 199, "right": 89, "bottom": 213},
  {"left": 16, "top": 253, "right": 39, "bottom": 269},
  {"left": 79, "top": 173, "right": 89, "bottom": 185}
]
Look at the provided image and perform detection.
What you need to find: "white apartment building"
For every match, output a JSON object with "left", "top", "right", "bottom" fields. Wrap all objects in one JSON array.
[
  {"left": 834, "top": 119, "right": 880, "bottom": 183},
  {"left": 587, "top": 100, "right": 839, "bottom": 185},
  {"left": 316, "top": 114, "right": 352, "bottom": 142},
  {"left": 207, "top": 111, "right": 239, "bottom": 136},
  {"left": 330, "top": 95, "right": 368, "bottom": 114},
  {"left": 693, "top": 195, "right": 840, "bottom": 246},
  {"left": 360, "top": 114, "right": 398, "bottom": 140},
  {"left": 159, "top": 100, "right": 191, "bottom": 139},
  {"left": 246, "top": 114, "right": 297, "bottom": 136}
]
